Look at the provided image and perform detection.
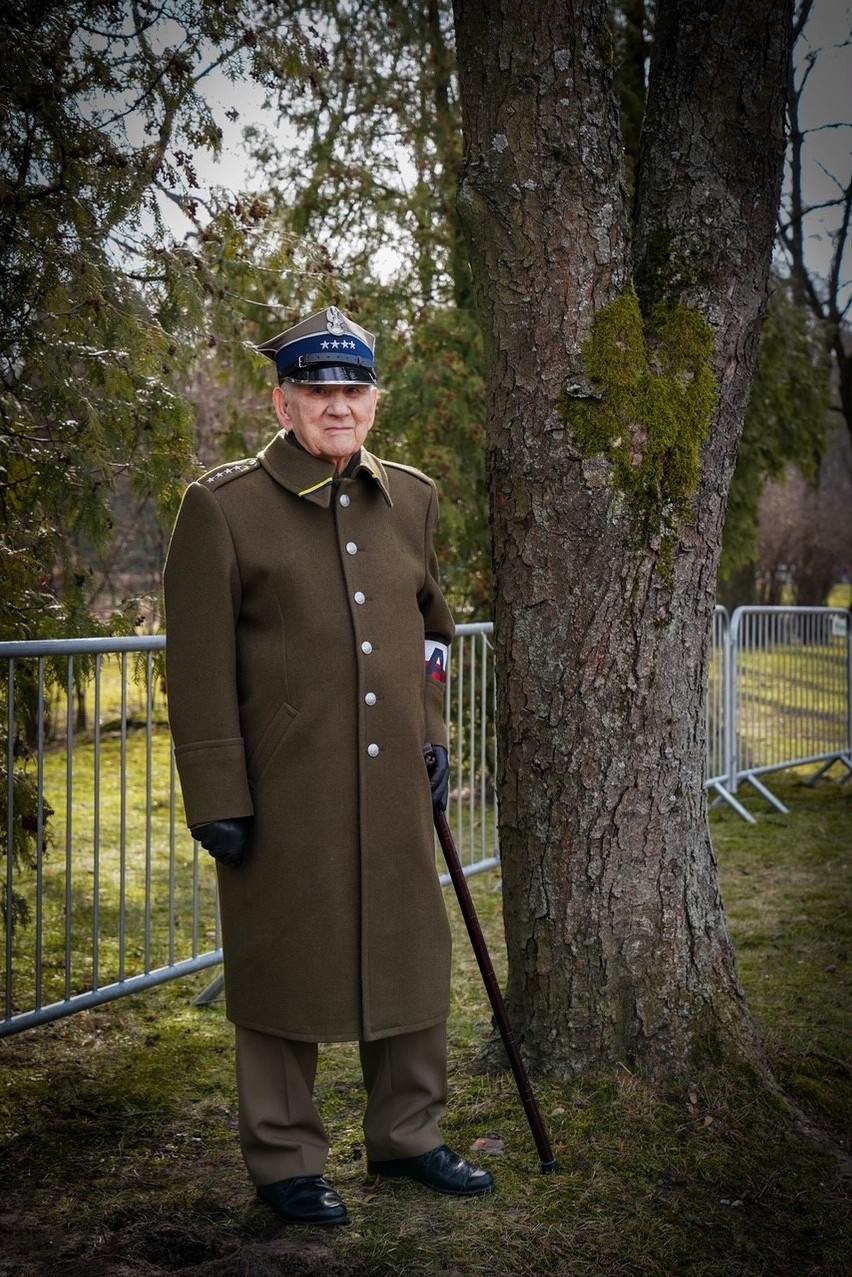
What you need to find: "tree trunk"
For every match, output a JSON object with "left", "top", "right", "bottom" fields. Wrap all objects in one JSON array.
[
  {"left": 452, "top": 0, "right": 791, "bottom": 1079},
  {"left": 836, "top": 333, "right": 852, "bottom": 452}
]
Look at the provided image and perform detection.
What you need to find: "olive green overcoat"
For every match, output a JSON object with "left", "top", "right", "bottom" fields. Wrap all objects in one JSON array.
[{"left": 163, "top": 431, "right": 455, "bottom": 1042}]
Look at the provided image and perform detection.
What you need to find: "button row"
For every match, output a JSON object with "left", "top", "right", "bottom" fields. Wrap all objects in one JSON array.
[
  {"left": 343, "top": 541, "right": 368, "bottom": 632},
  {"left": 340, "top": 506, "right": 377, "bottom": 751},
  {"left": 348, "top": 552, "right": 373, "bottom": 664}
]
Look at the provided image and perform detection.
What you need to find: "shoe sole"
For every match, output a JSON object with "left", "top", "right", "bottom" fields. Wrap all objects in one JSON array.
[
  {"left": 259, "top": 1209, "right": 350, "bottom": 1226},
  {"left": 368, "top": 1169, "right": 494, "bottom": 1197},
  {"left": 256, "top": 1191, "right": 350, "bottom": 1226}
]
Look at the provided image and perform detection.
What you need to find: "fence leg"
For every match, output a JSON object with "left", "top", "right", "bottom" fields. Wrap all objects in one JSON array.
[
  {"left": 706, "top": 780, "right": 757, "bottom": 824},
  {"left": 742, "top": 773, "right": 789, "bottom": 814},
  {"left": 804, "top": 753, "right": 852, "bottom": 787},
  {"left": 193, "top": 970, "right": 225, "bottom": 1005}
]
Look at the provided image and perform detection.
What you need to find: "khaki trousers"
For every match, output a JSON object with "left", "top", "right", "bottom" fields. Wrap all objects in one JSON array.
[{"left": 235, "top": 1022, "right": 448, "bottom": 1186}]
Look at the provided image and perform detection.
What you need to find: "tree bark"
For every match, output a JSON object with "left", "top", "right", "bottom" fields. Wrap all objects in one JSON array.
[{"left": 452, "top": 0, "right": 792, "bottom": 1079}]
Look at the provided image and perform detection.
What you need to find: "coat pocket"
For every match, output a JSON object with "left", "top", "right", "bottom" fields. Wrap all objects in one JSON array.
[{"left": 246, "top": 700, "right": 299, "bottom": 787}]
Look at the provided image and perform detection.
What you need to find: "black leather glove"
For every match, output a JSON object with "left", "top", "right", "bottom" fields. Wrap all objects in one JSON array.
[
  {"left": 191, "top": 817, "right": 252, "bottom": 868},
  {"left": 423, "top": 743, "right": 450, "bottom": 812}
]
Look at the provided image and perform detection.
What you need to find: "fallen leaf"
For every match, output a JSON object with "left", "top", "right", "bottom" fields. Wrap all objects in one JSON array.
[{"left": 471, "top": 1136, "right": 505, "bottom": 1153}]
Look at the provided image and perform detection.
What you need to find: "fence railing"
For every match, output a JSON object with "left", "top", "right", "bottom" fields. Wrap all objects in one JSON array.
[
  {"left": 2, "top": 637, "right": 222, "bottom": 1037},
  {"left": 2, "top": 607, "right": 849, "bottom": 1036},
  {"left": 1, "top": 626, "right": 497, "bottom": 1036},
  {"left": 706, "top": 605, "right": 730, "bottom": 791},
  {"left": 446, "top": 622, "right": 499, "bottom": 878}
]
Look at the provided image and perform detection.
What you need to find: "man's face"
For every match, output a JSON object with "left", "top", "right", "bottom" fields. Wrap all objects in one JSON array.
[{"left": 273, "top": 381, "right": 378, "bottom": 472}]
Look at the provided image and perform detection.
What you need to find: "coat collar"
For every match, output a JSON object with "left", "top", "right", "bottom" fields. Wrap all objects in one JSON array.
[{"left": 257, "top": 431, "right": 393, "bottom": 508}]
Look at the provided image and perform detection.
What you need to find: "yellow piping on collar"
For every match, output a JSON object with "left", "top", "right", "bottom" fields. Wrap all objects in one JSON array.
[{"left": 297, "top": 476, "right": 334, "bottom": 497}]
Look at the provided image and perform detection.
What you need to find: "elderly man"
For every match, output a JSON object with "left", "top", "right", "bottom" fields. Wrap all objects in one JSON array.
[{"left": 163, "top": 306, "right": 493, "bottom": 1226}]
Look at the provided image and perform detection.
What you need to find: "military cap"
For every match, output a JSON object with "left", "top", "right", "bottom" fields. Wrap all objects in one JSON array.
[{"left": 257, "top": 306, "right": 377, "bottom": 384}]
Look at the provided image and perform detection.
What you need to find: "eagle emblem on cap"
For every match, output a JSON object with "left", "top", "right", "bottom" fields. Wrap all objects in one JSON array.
[{"left": 326, "top": 306, "right": 346, "bottom": 336}]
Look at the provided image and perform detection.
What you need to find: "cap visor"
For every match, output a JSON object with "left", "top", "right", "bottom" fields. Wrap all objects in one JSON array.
[{"left": 282, "top": 364, "right": 376, "bottom": 385}]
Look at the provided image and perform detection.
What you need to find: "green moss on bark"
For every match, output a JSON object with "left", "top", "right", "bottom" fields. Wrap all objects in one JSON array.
[{"left": 562, "top": 291, "right": 718, "bottom": 556}]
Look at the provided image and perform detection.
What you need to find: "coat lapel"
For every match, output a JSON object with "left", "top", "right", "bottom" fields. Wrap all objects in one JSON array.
[{"left": 257, "top": 432, "right": 393, "bottom": 508}]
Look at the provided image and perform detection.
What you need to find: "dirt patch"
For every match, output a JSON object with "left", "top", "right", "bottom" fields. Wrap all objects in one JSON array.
[
  {"left": 0, "top": 1209, "right": 356, "bottom": 1277},
  {"left": 173, "top": 1238, "right": 353, "bottom": 1277}
]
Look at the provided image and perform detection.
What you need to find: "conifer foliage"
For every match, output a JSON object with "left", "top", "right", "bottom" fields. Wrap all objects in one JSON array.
[{"left": 0, "top": 1, "right": 312, "bottom": 638}]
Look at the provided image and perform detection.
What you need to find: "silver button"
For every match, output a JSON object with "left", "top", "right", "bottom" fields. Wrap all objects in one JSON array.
[
  {"left": 367, "top": 743, "right": 380, "bottom": 757},
  {"left": 339, "top": 493, "right": 351, "bottom": 507},
  {"left": 365, "top": 692, "right": 377, "bottom": 706},
  {"left": 354, "top": 591, "right": 366, "bottom": 605},
  {"left": 345, "top": 541, "right": 358, "bottom": 555},
  {"left": 361, "top": 640, "right": 373, "bottom": 654}
]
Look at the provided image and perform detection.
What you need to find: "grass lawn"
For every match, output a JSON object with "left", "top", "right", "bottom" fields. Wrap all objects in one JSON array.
[
  {"left": 5, "top": 724, "right": 220, "bottom": 1019},
  {"left": 0, "top": 769, "right": 849, "bottom": 1276}
]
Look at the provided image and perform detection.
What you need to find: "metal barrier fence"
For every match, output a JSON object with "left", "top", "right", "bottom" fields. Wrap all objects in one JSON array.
[
  {"left": 1, "top": 625, "right": 496, "bottom": 1036},
  {"left": 446, "top": 622, "right": 499, "bottom": 879},
  {"left": 1, "top": 637, "right": 220, "bottom": 1038},
  {"left": 725, "top": 606, "right": 851, "bottom": 815},
  {"left": 706, "top": 606, "right": 729, "bottom": 791},
  {"left": 703, "top": 605, "right": 851, "bottom": 823},
  {"left": 2, "top": 607, "right": 849, "bottom": 1035}
]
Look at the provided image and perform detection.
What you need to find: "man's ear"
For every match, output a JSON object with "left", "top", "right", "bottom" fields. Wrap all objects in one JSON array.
[{"left": 272, "top": 384, "right": 292, "bottom": 430}]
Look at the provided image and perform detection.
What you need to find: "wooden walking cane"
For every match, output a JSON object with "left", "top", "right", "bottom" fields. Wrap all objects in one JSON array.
[{"left": 433, "top": 805, "right": 561, "bottom": 1173}]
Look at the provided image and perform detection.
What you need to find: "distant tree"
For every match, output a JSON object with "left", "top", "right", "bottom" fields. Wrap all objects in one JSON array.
[
  {"left": 717, "top": 274, "right": 831, "bottom": 606},
  {"left": 254, "top": 0, "right": 468, "bottom": 311},
  {"left": 757, "top": 423, "right": 852, "bottom": 605},
  {"left": 612, "top": 0, "right": 652, "bottom": 188},
  {"left": 778, "top": 0, "right": 852, "bottom": 442}
]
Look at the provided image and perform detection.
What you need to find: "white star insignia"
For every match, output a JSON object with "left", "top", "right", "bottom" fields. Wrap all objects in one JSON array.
[{"left": 321, "top": 340, "right": 330, "bottom": 349}]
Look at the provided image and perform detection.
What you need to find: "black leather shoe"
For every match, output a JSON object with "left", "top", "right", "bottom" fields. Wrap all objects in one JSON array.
[
  {"left": 256, "top": 1175, "right": 349, "bottom": 1225},
  {"left": 367, "top": 1144, "right": 494, "bottom": 1196}
]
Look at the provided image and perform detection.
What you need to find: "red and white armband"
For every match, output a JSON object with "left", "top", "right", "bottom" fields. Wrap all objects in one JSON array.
[{"left": 424, "top": 637, "right": 449, "bottom": 685}]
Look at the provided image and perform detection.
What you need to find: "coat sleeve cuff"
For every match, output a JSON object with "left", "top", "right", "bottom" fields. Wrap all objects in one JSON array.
[
  {"left": 423, "top": 677, "right": 448, "bottom": 749},
  {"left": 173, "top": 738, "right": 254, "bottom": 828}
]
